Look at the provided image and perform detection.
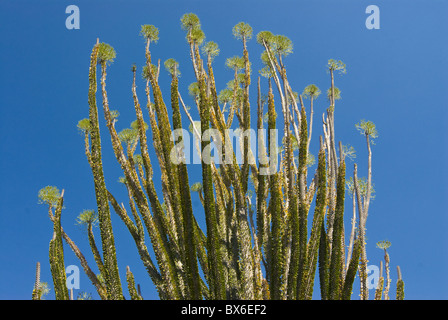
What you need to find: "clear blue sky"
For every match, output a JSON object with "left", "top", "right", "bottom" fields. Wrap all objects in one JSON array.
[{"left": 1, "top": 0, "right": 447, "bottom": 300}]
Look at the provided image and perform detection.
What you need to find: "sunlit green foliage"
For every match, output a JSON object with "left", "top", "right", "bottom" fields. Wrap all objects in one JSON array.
[
  {"left": 180, "top": 13, "right": 200, "bottom": 32},
  {"left": 77, "top": 118, "right": 91, "bottom": 133},
  {"left": 164, "top": 58, "right": 180, "bottom": 77},
  {"left": 302, "top": 84, "right": 321, "bottom": 99},
  {"left": 202, "top": 41, "right": 220, "bottom": 61},
  {"left": 97, "top": 43, "right": 116, "bottom": 65},
  {"left": 356, "top": 119, "right": 378, "bottom": 139},
  {"left": 327, "top": 87, "right": 341, "bottom": 101},
  {"left": 140, "top": 25, "right": 159, "bottom": 43},
  {"left": 38, "top": 186, "right": 61, "bottom": 208},
  {"left": 272, "top": 34, "right": 293, "bottom": 57},
  {"left": 327, "top": 59, "right": 347, "bottom": 74},
  {"left": 76, "top": 210, "right": 98, "bottom": 227},
  {"left": 377, "top": 240, "right": 392, "bottom": 250},
  {"left": 233, "top": 22, "right": 253, "bottom": 41},
  {"left": 226, "top": 56, "right": 245, "bottom": 71}
]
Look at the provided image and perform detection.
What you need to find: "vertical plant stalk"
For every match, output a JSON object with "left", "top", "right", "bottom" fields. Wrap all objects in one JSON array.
[
  {"left": 170, "top": 69, "right": 202, "bottom": 299},
  {"left": 126, "top": 266, "right": 143, "bottom": 300},
  {"left": 59, "top": 224, "right": 107, "bottom": 299},
  {"left": 318, "top": 220, "right": 330, "bottom": 300},
  {"left": 132, "top": 61, "right": 186, "bottom": 299},
  {"left": 396, "top": 266, "right": 405, "bottom": 300},
  {"left": 353, "top": 164, "right": 368, "bottom": 300},
  {"left": 353, "top": 127, "right": 374, "bottom": 300},
  {"left": 48, "top": 190, "right": 69, "bottom": 300},
  {"left": 345, "top": 187, "right": 357, "bottom": 274},
  {"left": 143, "top": 35, "right": 185, "bottom": 261},
  {"left": 296, "top": 107, "right": 310, "bottom": 299},
  {"left": 267, "top": 79, "right": 284, "bottom": 299},
  {"left": 32, "top": 262, "right": 41, "bottom": 300},
  {"left": 87, "top": 221, "right": 106, "bottom": 278},
  {"left": 374, "top": 260, "right": 384, "bottom": 300},
  {"left": 88, "top": 41, "right": 123, "bottom": 299},
  {"left": 328, "top": 159, "right": 346, "bottom": 300},
  {"left": 302, "top": 141, "right": 327, "bottom": 299},
  {"left": 341, "top": 237, "right": 361, "bottom": 300},
  {"left": 241, "top": 32, "right": 251, "bottom": 195},
  {"left": 383, "top": 248, "right": 391, "bottom": 300},
  {"left": 198, "top": 71, "right": 226, "bottom": 300},
  {"left": 107, "top": 191, "right": 166, "bottom": 299},
  {"left": 256, "top": 76, "right": 268, "bottom": 262},
  {"left": 206, "top": 51, "right": 242, "bottom": 299},
  {"left": 288, "top": 106, "right": 307, "bottom": 299}
]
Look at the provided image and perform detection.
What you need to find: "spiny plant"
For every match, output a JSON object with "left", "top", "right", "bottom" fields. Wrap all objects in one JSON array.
[
  {"left": 31, "top": 262, "right": 50, "bottom": 300},
  {"left": 36, "top": 13, "right": 404, "bottom": 300},
  {"left": 375, "top": 240, "right": 395, "bottom": 300}
]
